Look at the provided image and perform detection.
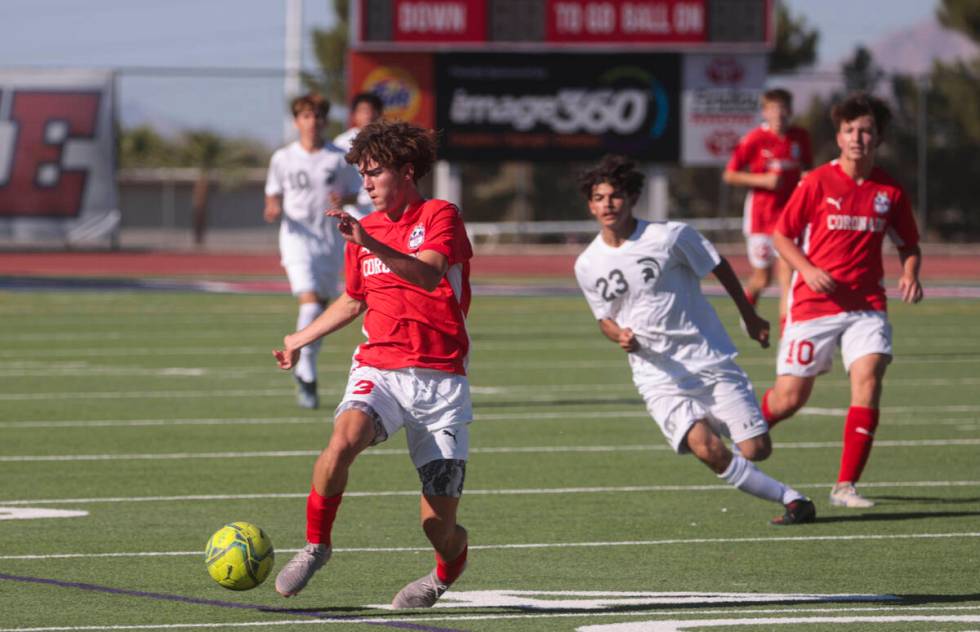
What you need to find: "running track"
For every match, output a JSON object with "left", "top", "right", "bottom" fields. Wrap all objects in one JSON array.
[{"left": 1, "top": 250, "right": 978, "bottom": 281}]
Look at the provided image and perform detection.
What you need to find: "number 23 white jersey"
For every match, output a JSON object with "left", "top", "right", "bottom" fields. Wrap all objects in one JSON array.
[{"left": 574, "top": 220, "right": 739, "bottom": 387}]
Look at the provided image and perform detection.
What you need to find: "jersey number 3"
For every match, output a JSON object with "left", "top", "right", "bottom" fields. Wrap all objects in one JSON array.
[{"left": 595, "top": 269, "right": 628, "bottom": 302}]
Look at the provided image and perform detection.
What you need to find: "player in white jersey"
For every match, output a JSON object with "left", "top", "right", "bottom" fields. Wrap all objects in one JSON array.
[
  {"left": 573, "top": 155, "right": 815, "bottom": 526},
  {"left": 264, "top": 93, "right": 362, "bottom": 409},
  {"left": 332, "top": 92, "right": 383, "bottom": 220}
]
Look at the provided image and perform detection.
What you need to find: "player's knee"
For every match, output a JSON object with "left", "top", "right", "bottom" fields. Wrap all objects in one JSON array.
[
  {"left": 737, "top": 435, "right": 772, "bottom": 461},
  {"left": 686, "top": 429, "right": 730, "bottom": 473}
]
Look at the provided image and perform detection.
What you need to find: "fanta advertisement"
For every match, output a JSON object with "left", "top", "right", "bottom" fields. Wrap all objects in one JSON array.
[{"left": 362, "top": 66, "right": 422, "bottom": 123}]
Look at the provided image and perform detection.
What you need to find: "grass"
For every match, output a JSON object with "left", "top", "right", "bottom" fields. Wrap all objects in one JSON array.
[{"left": 1, "top": 289, "right": 979, "bottom": 631}]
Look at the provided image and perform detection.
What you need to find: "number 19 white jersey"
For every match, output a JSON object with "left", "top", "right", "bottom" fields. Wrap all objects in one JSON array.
[{"left": 574, "top": 220, "right": 739, "bottom": 388}]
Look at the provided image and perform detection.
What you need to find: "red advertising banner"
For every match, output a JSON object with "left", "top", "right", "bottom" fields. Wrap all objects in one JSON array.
[
  {"left": 546, "top": 0, "right": 706, "bottom": 43},
  {"left": 348, "top": 51, "right": 436, "bottom": 129},
  {"left": 391, "top": 0, "right": 487, "bottom": 42}
]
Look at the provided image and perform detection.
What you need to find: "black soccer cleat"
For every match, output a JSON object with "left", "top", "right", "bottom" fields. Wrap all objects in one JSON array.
[{"left": 770, "top": 498, "right": 816, "bottom": 526}]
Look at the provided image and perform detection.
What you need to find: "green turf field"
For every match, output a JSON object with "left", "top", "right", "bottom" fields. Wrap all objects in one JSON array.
[{"left": 1, "top": 290, "right": 979, "bottom": 631}]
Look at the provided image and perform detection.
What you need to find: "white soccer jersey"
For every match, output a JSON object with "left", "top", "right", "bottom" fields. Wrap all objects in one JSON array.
[
  {"left": 574, "top": 220, "right": 738, "bottom": 388},
  {"left": 332, "top": 127, "right": 374, "bottom": 218},
  {"left": 265, "top": 141, "right": 362, "bottom": 265}
]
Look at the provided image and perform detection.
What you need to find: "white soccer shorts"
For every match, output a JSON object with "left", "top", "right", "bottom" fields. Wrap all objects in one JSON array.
[
  {"left": 283, "top": 259, "right": 341, "bottom": 299},
  {"left": 746, "top": 233, "right": 777, "bottom": 269},
  {"left": 636, "top": 365, "right": 769, "bottom": 454},
  {"left": 777, "top": 310, "right": 893, "bottom": 377},
  {"left": 335, "top": 365, "right": 472, "bottom": 468}
]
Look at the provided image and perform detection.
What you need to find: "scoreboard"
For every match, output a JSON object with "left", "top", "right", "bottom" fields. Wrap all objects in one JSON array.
[
  {"left": 347, "top": 0, "right": 773, "bottom": 164},
  {"left": 353, "top": 0, "right": 773, "bottom": 52}
]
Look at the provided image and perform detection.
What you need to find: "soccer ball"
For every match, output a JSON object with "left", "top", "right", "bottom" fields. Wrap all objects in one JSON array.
[{"left": 204, "top": 522, "right": 274, "bottom": 590}]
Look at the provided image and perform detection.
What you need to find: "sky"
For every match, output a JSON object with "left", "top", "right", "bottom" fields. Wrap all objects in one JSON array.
[{"left": 0, "top": 0, "right": 943, "bottom": 148}]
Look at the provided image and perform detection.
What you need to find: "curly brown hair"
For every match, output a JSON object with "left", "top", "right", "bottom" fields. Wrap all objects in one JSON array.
[
  {"left": 345, "top": 120, "right": 438, "bottom": 182},
  {"left": 577, "top": 155, "right": 645, "bottom": 202},
  {"left": 831, "top": 92, "right": 892, "bottom": 138}
]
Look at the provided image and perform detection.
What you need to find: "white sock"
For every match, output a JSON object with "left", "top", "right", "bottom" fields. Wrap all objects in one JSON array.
[
  {"left": 718, "top": 453, "right": 803, "bottom": 505},
  {"left": 294, "top": 302, "right": 324, "bottom": 383}
]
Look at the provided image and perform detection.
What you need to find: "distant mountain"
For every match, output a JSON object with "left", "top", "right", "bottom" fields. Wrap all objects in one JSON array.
[
  {"left": 866, "top": 18, "right": 977, "bottom": 75},
  {"left": 771, "top": 17, "right": 978, "bottom": 106}
]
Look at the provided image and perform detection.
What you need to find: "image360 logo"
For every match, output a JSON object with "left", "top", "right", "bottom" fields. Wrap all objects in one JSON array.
[
  {"left": 0, "top": 90, "right": 102, "bottom": 218},
  {"left": 362, "top": 66, "right": 421, "bottom": 123}
]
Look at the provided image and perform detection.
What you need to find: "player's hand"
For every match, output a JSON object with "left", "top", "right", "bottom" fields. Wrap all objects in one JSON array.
[
  {"left": 801, "top": 266, "right": 836, "bottom": 294},
  {"left": 272, "top": 339, "right": 300, "bottom": 370},
  {"left": 743, "top": 314, "right": 771, "bottom": 349},
  {"left": 326, "top": 209, "right": 369, "bottom": 245},
  {"left": 618, "top": 327, "right": 639, "bottom": 352},
  {"left": 899, "top": 275, "right": 924, "bottom": 304},
  {"left": 760, "top": 172, "right": 783, "bottom": 191},
  {"left": 263, "top": 204, "right": 282, "bottom": 223}
]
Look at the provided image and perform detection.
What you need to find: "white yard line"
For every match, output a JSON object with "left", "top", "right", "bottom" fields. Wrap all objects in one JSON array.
[
  {"left": 3, "top": 480, "right": 979, "bottom": 507},
  {"left": 2, "top": 439, "right": 979, "bottom": 463},
  {"left": 2, "top": 531, "right": 979, "bottom": 562},
  {"left": 2, "top": 410, "right": 977, "bottom": 430}
]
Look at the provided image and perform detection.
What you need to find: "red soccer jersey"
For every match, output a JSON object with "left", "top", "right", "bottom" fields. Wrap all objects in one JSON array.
[
  {"left": 776, "top": 161, "right": 920, "bottom": 323},
  {"left": 727, "top": 124, "right": 812, "bottom": 234},
  {"left": 345, "top": 199, "right": 473, "bottom": 375}
]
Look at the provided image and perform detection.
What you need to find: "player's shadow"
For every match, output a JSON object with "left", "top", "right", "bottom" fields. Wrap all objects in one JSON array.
[
  {"left": 896, "top": 593, "right": 980, "bottom": 606},
  {"left": 870, "top": 494, "right": 980, "bottom": 504},
  {"left": 812, "top": 508, "right": 980, "bottom": 524}
]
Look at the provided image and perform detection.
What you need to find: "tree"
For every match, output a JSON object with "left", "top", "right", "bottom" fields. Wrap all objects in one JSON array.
[
  {"left": 769, "top": 2, "right": 820, "bottom": 73},
  {"left": 179, "top": 131, "right": 267, "bottom": 245},
  {"left": 304, "top": 0, "right": 348, "bottom": 138}
]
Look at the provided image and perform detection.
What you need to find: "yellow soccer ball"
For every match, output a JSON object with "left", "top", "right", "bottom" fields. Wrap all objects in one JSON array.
[{"left": 204, "top": 522, "right": 274, "bottom": 590}]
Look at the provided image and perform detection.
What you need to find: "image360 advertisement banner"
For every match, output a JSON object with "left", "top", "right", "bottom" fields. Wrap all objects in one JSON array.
[
  {"left": 435, "top": 53, "right": 680, "bottom": 161},
  {"left": 0, "top": 69, "right": 120, "bottom": 246}
]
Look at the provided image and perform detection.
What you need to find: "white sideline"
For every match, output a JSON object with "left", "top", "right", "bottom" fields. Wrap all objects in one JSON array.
[
  {"left": 2, "top": 438, "right": 979, "bottom": 463},
  {"left": 2, "top": 531, "right": 978, "bottom": 561},
  {"left": 3, "top": 479, "right": 979, "bottom": 506}
]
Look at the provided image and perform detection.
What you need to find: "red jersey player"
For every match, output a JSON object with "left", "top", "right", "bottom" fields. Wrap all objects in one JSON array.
[
  {"left": 272, "top": 120, "right": 473, "bottom": 608},
  {"left": 724, "top": 88, "right": 812, "bottom": 325},
  {"left": 760, "top": 93, "right": 924, "bottom": 509}
]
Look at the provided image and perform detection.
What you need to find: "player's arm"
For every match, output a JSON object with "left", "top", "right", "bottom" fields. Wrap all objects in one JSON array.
[
  {"left": 772, "top": 230, "right": 836, "bottom": 294},
  {"left": 273, "top": 292, "right": 366, "bottom": 370},
  {"left": 263, "top": 195, "right": 283, "bottom": 223},
  {"left": 327, "top": 210, "right": 448, "bottom": 291},
  {"left": 598, "top": 318, "right": 639, "bottom": 353},
  {"left": 898, "top": 245, "right": 924, "bottom": 304},
  {"left": 722, "top": 169, "right": 780, "bottom": 191},
  {"left": 711, "top": 257, "right": 770, "bottom": 348}
]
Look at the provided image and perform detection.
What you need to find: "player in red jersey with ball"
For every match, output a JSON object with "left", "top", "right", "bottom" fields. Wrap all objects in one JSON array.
[
  {"left": 724, "top": 88, "right": 813, "bottom": 326},
  {"left": 759, "top": 93, "right": 924, "bottom": 508},
  {"left": 272, "top": 120, "right": 473, "bottom": 608}
]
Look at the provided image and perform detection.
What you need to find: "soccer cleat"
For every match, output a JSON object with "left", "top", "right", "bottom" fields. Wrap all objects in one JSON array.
[
  {"left": 391, "top": 570, "right": 450, "bottom": 609},
  {"left": 275, "top": 543, "right": 331, "bottom": 597},
  {"left": 770, "top": 498, "right": 816, "bottom": 525},
  {"left": 295, "top": 377, "right": 319, "bottom": 409},
  {"left": 830, "top": 483, "right": 875, "bottom": 508}
]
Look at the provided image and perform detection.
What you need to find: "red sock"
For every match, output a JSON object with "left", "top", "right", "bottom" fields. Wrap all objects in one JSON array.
[
  {"left": 838, "top": 406, "right": 880, "bottom": 484},
  {"left": 761, "top": 388, "right": 778, "bottom": 427},
  {"left": 306, "top": 487, "right": 342, "bottom": 545},
  {"left": 435, "top": 545, "right": 468, "bottom": 585}
]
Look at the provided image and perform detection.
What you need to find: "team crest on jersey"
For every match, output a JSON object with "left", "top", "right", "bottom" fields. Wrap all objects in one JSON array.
[
  {"left": 408, "top": 224, "right": 425, "bottom": 250},
  {"left": 873, "top": 191, "right": 891, "bottom": 215}
]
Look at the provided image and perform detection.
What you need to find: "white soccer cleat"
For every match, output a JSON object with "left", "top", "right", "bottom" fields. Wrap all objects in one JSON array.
[
  {"left": 830, "top": 483, "right": 875, "bottom": 508},
  {"left": 391, "top": 570, "right": 449, "bottom": 609},
  {"left": 275, "top": 543, "right": 331, "bottom": 597}
]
